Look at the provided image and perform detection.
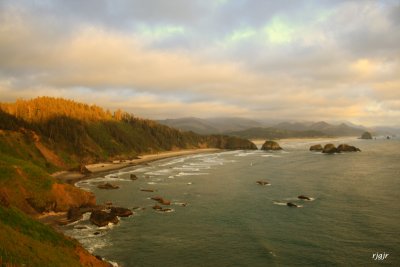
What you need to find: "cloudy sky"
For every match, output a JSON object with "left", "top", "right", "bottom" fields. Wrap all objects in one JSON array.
[{"left": 0, "top": 0, "right": 399, "bottom": 126}]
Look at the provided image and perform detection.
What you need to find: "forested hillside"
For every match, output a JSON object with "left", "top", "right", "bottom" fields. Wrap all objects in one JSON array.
[{"left": 0, "top": 97, "right": 256, "bottom": 167}]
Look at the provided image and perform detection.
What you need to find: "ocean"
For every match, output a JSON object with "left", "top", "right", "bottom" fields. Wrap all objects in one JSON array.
[{"left": 65, "top": 137, "right": 400, "bottom": 266}]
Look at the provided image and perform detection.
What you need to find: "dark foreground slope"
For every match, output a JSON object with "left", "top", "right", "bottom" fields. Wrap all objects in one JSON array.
[{"left": 0, "top": 97, "right": 255, "bottom": 266}]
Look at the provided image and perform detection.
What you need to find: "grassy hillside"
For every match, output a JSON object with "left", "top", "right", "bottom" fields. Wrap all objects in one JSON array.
[
  {"left": 0, "top": 206, "right": 109, "bottom": 267},
  {"left": 0, "top": 97, "right": 256, "bottom": 266}
]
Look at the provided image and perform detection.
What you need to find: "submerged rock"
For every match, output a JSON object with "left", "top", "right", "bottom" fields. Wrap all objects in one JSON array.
[
  {"left": 322, "top": 144, "right": 337, "bottom": 154},
  {"left": 261, "top": 140, "right": 282, "bottom": 151},
  {"left": 152, "top": 205, "right": 172, "bottom": 212},
  {"left": 130, "top": 174, "right": 138, "bottom": 180},
  {"left": 286, "top": 202, "right": 298, "bottom": 207},
  {"left": 97, "top": 183, "right": 119, "bottom": 190},
  {"left": 151, "top": 196, "right": 171, "bottom": 205},
  {"left": 309, "top": 144, "right": 323, "bottom": 151},
  {"left": 90, "top": 210, "right": 119, "bottom": 227},
  {"left": 140, "top": 189, "right": 155, "bottom": 192}
]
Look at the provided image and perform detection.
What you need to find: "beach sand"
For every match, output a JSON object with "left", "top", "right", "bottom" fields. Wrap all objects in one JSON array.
[{"left": 52, "top": 148, "right": 220, "bottom": 183}]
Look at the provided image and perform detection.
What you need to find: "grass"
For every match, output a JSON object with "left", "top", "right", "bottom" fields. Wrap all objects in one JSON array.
[{"left": 0, "top": 206, "right": 82, "bottom": 267}]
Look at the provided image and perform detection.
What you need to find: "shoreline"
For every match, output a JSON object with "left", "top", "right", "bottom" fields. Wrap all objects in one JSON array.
[{"left": 52, "top": 148, "right": 221, "bottom": 184}]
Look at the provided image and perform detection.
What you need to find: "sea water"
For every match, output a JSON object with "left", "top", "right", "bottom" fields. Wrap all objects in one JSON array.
[{"left": 65, "top": 137, "right": 400, "bottom": 266}]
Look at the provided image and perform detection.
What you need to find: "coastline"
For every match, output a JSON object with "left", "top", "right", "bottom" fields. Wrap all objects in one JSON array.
[{"left": 52, "top": 148, "right": 221, "bottom": 184}]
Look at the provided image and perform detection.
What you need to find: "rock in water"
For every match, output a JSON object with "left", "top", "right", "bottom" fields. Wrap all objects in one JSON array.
[
  {"left": 298, "top": 195, "right": 311, "bottom": 200},
  {"left": 256, "top": 180, "right": 270, "bottom": 186},
  {"left": 287, "top": 202, "right": 298, "bottom": 207},
  {"left": 110, "top": 207, "right": 133, "bottom": 217},
  {"left": 97, "top": 183, "right": 119, "bottom": 189},
  {"left": 151, "top": 196, "right": 171, "bottom": 205},
  {"left": 309, "top": 144, "right": 323, "bottom": 151},
  {"left": 337, "top": 144, "right": 361, "bottom": 152},
  {"left": 322, "top": 144, "right": 337, "bottom": 154},
  {"left": 130, "top": 174, "right": 138, "bottom": 180},
  {"left": 90, "top": 210, "right": 119, "bottom": 227},
  {"left": 67, "top": 207, "right": 82, "bottom": 222},
  {"left": 361, "top": 131, "right": 372, "bottom": 139},
  {"left": 261, "top": 140, "right": 282, "bottom": 151}
]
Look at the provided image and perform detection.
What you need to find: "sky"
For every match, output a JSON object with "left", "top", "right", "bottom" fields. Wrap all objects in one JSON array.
[{"left": 0, "top": 0, "right": 399, "bottom": 126}]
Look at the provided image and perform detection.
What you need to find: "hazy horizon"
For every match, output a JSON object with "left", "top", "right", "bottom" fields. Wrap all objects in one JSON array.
[{"left": 1, "top": 1, "right": 399, "bottom": 127}]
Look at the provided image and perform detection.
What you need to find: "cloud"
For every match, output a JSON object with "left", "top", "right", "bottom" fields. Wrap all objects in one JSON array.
[{"left": 0, "top": 1, "right": 399, "bottom": 126}]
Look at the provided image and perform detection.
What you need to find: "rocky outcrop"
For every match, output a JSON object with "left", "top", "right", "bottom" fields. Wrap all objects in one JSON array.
[
  {"left": 51, "top": 183, "right": 96, "bottom": 212},
  {"left": 97, "top": 183, "right": 119, "bottom": 189},
  {"left": 337, "top": 144, "right": 361, "bottom": 152},
  {"left": 90, "top": 210, "right": 119, "bottom": 227},
  {"left": 322, "top": 144, "right": 337, "bottom": 154},
  {"left": 261, "top": 140, "right": 282, "bottom": 151},
  {"left": 309, "top": 144, "right": 323, "bottom": 151},
  {"left": 361, "top": 131, "right": 372, "bottom": 139}
]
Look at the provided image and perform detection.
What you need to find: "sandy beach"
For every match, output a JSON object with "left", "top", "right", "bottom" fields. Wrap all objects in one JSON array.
[{"left": 52, "top": 148, "right": 221, "bottom": 183}]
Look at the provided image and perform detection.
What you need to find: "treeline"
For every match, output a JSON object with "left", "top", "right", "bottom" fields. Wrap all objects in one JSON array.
[{"left": 0, "top": 97, "right": 256, "bottom": 166}]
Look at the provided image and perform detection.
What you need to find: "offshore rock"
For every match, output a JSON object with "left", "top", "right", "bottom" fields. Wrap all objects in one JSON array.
[
  {"left": 110, "top": 207, "right": 133, "bottom": 217},
  {"left": 90, "top": 210, "right": 119, "bottom": 227},
  {"left": 298, "top": 195, "right": 311, "bottom": 200},
  {"left": 337, "top": 144, "right": 361, "bottom": 152},
  {"left": 97, "top": 183, "right": 119, "bottom": 190},
  {"left": 322, "top": 144, "right": 337, "bottom": 154},
  {"left": 256, "top": 180, "right": 270, "bottom": 186},
  {"left": 361, "top": 131, "right": 372, "bottom": 139},
  {"left": 261, "top": 140, "right": 282, "bottom": 151}
]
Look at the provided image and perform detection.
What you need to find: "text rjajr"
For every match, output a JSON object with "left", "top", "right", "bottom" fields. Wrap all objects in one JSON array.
[{"left": 372, "top": 252, "right": 389, "bottom": 261}]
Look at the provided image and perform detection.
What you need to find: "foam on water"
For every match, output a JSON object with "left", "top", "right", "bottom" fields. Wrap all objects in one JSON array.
[{"left": 176, "top": 172, "right": 209, "bottom": 177}]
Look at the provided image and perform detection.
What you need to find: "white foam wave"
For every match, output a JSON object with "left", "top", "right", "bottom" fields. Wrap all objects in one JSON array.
[
  {"left": 273, "top": 201, "right": 287, "bottom": 206},
  {"left": 173, "top": 167, "right": 200, "bottom": 171},
  {"left": 145, "top": 169, "right": 172, "bottom": 176},
  {"left": 176, "top": 172, "right": 208, "bottom": 177},
  {"left": 261, "top": 154, "right": 281, "bottom": 158}
]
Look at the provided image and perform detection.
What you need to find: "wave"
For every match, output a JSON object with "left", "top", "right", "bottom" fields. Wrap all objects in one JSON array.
[
  {"left": 173, "top": 167, "right": 200, "bottom": 171},
  {"left": 273, "top": 201, "right": 303, "bottom": 207},
  {"left": 144, "top": 169, "right": 172, "bottom": 176},
  {"left": 261, "top": 154, "right": 281, "bottom": 158},
  {"left": 176, "top": 172, "right": 209, "bottom": 177},
  {"left": 159, "top": 158, "right": 185, "bottom": 166},
  {"left": 273, "top": 201, "right": 287, "bottom": 206}
]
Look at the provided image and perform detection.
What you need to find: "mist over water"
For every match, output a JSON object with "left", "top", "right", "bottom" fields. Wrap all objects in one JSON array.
[{"left": 66, "top": 138, "right": 400, "bottom": 266}]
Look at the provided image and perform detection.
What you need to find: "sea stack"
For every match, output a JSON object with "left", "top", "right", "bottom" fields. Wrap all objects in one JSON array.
[
  {"left": 322, "top": 144, "right": 337, "bottom": 154},
  {"left": 361, "top": 131, "right": 372, "bottom": 139},
  {"left": 261, "top": 140, "right": 282, "bottom": 151}
]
